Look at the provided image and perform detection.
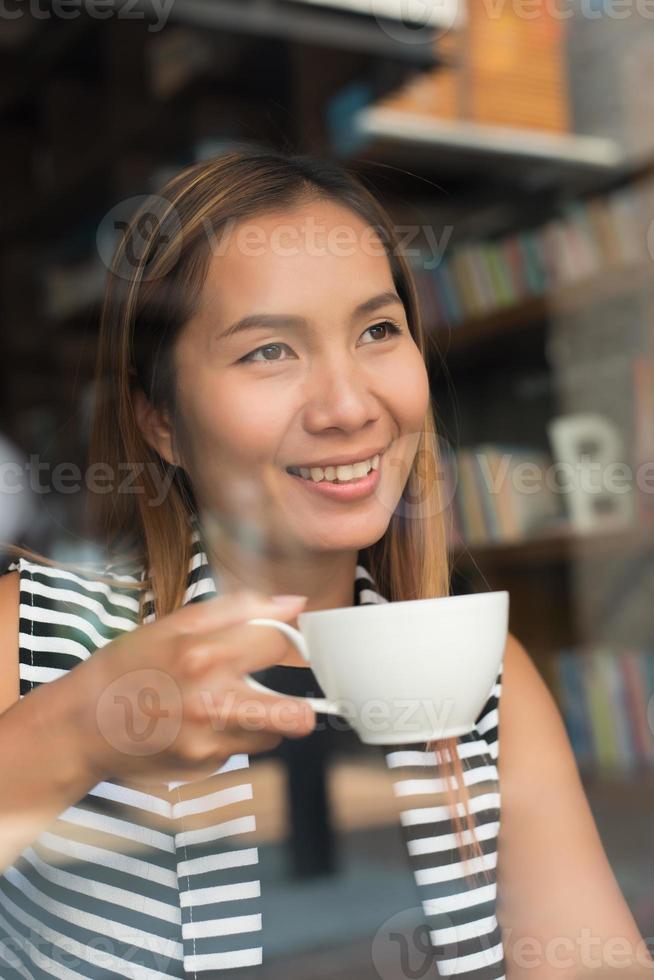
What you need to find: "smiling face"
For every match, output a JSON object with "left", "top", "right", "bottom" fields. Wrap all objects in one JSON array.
[{"left": 139, "top": 197, "right": 431, "bottom": 560}]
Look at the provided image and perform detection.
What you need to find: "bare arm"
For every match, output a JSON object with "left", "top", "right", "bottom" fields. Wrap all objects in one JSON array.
[
  {"left": 0, "top": 572, "right": 315, "bottom": 873},
  {"left": 497, "top": 633, "right": 653, "bottom": 979}
]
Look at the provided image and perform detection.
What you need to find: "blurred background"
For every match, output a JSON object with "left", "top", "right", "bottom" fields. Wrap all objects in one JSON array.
[{"left": 1, "top": 0, "right": 654, "bottom": 975}]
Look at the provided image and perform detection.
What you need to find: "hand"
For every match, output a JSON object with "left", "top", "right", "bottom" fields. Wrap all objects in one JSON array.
[{"left": 63, "top": 591, "right": 315, "bottom": 785}]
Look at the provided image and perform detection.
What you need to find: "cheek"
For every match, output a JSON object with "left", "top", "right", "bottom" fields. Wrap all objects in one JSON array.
[
  {"left": 388, "top": 346, "right": 430, "bottom": 428},
  {"left": 188, "top": 375, "right": 290, "bottom": 466}
]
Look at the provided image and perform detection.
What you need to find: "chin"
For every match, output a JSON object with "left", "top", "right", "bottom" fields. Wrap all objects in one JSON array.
[{"left": 298, "top": 518, "right": 390, "bottom": 555}]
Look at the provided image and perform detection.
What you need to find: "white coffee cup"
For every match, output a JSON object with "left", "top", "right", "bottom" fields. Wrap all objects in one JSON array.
[{"left": 244, "top": 590, "right": 509, "bottom": 745}]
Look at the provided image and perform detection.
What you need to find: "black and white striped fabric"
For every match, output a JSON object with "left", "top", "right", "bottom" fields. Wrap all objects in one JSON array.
[{"left": 1, "top": 518, "right": 505, "bottom": 979}]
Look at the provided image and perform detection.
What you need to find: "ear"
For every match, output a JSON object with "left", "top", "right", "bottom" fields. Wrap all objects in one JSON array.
[{"left": 133, "top": 386, "right": 179, "bottom": 468}]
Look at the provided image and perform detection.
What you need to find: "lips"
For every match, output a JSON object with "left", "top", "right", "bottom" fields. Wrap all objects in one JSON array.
[
  {"left": 285, "top": 458, "right": 382, "bottom": 501},
  {"left": 286, "top": 453, "right": 381, "bottom": 484}
]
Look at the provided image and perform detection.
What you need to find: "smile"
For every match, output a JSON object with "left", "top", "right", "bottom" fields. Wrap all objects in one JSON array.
[{"left": 285, "top": 453, "right": 381, "bottom": 484}]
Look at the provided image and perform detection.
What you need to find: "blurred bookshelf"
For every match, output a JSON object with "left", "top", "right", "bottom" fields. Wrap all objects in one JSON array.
[{"left": 449, "top": 522, "right": 654, "bottom": 569}]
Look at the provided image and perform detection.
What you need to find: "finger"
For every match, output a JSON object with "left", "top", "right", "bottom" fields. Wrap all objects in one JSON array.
[
  {"left": 168, "top": 590, "right": 307, "bottom": 637},
  {"left": 220, "top": 732, "right": 283, "bottom": 755},
  {"left": 138, "top": 729, "right": 284, "bottom": 783},
  {"left": 200, "top": 678, "right": 316, "bottom": 739},
  {"left": 186, "top": 617, "right": 303, "bottom": 678}
]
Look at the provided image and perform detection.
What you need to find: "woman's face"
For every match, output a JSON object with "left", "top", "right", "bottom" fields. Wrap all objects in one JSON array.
[{"left": 159, "top": 198, "right": 430, "bottom": 557}]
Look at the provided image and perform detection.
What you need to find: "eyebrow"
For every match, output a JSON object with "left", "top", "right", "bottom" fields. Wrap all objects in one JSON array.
[{"left": 216, "top": 290, "right": 404, "bottom": 342}]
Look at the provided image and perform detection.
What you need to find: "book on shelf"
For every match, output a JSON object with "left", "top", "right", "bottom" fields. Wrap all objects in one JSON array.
[
  {"left": 415, "top": 180, "right": 647, "bottom": 328},
  {"left": 444, "top": 442, "right": 566, "bottom": 549},
  {"left": 552, "top": 646, "right": 654, "bottom": 776},
  {"left": 373, "top": 0, "right": 569, "bottom": 132}
]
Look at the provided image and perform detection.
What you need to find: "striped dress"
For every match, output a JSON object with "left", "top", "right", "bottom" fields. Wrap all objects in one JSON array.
[{"left": 0, "top": 520, "right": 506, "bottom": 979}]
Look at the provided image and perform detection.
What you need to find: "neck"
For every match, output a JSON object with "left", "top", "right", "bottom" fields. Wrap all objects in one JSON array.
[{"left": 196, "top": 514, "right": 359, "bottom": 667}]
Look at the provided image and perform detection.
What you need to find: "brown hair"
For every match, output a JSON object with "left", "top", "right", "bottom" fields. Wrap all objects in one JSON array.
[{"left": 3, "top": 143, "right": 494, "bottom": 886}]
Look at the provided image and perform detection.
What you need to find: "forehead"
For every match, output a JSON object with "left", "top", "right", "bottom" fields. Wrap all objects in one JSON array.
[{"left": 198, "top": 199, "right": 395, "bottom": 314}]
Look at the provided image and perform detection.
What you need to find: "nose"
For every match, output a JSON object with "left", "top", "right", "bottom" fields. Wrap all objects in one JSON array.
[{"left": 301, "top": 352, "right": 381, "bottom": 435}]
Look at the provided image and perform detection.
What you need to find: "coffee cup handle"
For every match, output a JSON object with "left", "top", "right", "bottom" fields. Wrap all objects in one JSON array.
[{"left": 244, "top": 617, "right": 342, "bottom": 716}]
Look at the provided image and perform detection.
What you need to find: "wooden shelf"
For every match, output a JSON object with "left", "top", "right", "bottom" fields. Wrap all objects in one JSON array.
[
  {"left": 343, "top": 107, "right": 628, "bottom": 193},
  {"left": 285, "top": 0, "right": 461, "bottom": 27},
  {"left": 432, "top": 294, "right": 548, "bottom": 355},
  {"left": 166, "top": 0, "right": 441, "bottom": 65},
  {"left": 449, "top": 522, "right": 654, "bottom": 569}
]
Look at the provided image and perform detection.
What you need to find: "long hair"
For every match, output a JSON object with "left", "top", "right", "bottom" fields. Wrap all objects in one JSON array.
[{"left": 3, "top": 144, "right": 492, "bottom": 886}]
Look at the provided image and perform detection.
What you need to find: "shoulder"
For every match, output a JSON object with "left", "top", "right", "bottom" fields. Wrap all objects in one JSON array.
[{"left": 1, "top": 554, "right": 143, "bottom": 623}]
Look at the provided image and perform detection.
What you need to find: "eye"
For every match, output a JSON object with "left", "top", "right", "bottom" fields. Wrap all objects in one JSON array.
[
  {"left": 240, "top": 343, "right": 295, "bottom": 364},
  {"left": 360, "top": 320, "right": 403, "bottom": 343},
  {"left": 239, "top": 320, "right": 403, "bottom": 364}
]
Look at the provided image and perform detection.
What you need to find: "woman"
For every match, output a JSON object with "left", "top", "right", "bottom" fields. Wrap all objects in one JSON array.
[{"left": 0, "top": 145, "right": 650, "bottom": 980}]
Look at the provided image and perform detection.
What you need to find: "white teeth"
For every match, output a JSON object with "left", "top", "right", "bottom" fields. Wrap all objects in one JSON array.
[
  {"left": 336, "top": 464, "right": 354, "bottom": 481},
  {"left": 290, "top": 454, "right": 380, "bottom": 484}
]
